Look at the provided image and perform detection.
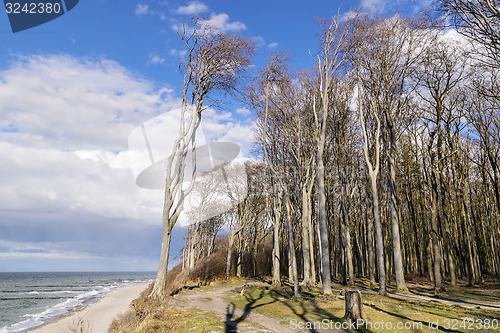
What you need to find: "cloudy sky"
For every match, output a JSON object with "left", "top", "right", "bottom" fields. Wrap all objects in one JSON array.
[{"left": 0, "top": 0, "right": 430, "bottom": 272}]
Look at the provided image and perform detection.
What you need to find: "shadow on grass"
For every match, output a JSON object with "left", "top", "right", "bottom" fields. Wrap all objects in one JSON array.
[
  {"left": 269, "top": 286, "right": 373, "bottom": 333},
  {"left": 225, "top": 282, "right": 377, "bottom": 333},
  {"left": 224, "top": 288, "right": 277, "bottom": 333},
  {"left": 433, "top": 296, "right": 500, "bottom": 310},
  {"left": 370, "top": 304, "right": 461, "bottom": 333}
]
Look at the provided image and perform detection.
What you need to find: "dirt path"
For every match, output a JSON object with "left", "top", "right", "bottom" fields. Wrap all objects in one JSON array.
[
  {"left": 171, "top": 280, "right": 296, "bottom": 332},
  {"left": 389, "top": 292, "right": 500, "bottom": 310},
  {"left": 170, "top": 280, "right": 500, "bottom": 332}
]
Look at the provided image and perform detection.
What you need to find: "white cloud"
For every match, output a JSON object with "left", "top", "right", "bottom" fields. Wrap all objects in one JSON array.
[
  {"left": 236, "top": 107, "right": 251, "bottom": 116},
  {"left": 268, "top": 42, "right": 278, "bottom": 49},
  {"left": 218, "top": 122, "right": 255, "bottom": 156},
  {"left": 169, "top": 48, "right": 187, "bottom": 58},
  {"left": 148, "top": 54, "right": 166, "bottom": 65},
  {"left": 359, "top": 0, "right": 433, "bottom": 14},
  {"left": 0, "top": 54, "right": 178, "bottom": 224},
  {"left": 175, "top": 1, "right": 208, "bottom": 15},
  {"left": 0, "top": 54, "right": 254, "bottom": 270},
  {"left": 0, "top": 54, "right": 178, "bottom": 151},
  {"left": 252, "top": 36, "right": 266, "bottom": 47},
  {"left": 135, "top": 4, "right": 152, "bottom": 16},
  {"left": 171, "top": 12, "right": 246, "bottom": 34},
  {"left": 201, "top": 13, "right": 246, "bottom": 32}
]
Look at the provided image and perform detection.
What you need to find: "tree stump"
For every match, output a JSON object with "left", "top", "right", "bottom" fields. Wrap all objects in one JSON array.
[{"left": 344, "top": 290, "right": 366, "bottom": 321}]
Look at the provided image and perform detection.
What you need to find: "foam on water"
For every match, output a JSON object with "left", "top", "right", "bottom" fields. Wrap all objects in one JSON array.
[
  {"left": 0, "top": 272, "right": 155, "bottom": 333},
  {"left": 1, "top": 288, "right": 111, "bottom": 332}
]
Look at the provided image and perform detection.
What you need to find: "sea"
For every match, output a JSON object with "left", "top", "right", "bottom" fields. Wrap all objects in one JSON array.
[{"left": 0, "top": 271, "right": 156, "bottom": 333}]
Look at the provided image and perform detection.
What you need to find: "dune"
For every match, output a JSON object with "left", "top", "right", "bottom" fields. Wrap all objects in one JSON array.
[{"left": 28, "top": 283, "right": 150, "bottom": 333}]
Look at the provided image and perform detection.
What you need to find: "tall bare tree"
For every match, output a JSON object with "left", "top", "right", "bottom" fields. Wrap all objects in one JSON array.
[
  {"left": 413, "top": 30, "right": 467, "bottom": 291},
  {"left": 150, "top": 17, "right": 255, "bottom": 298},
  {"left": 312, "top": 12, "right": 350, "bottom": 295},
  {"left": 249, "top": 52, "right": 291, "bottom": 286}
]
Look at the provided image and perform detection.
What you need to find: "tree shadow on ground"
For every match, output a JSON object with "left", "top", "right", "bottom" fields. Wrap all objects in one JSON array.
[
  {"left": 269, "top": 287, "right": 373, "bottom": 333},
  {"left": 224, "top": 288, "right": 277, "bottom": 333},
  {"left": 224, "top": 282, "right": 378, "bottom": 333},
  {"left": 370, "top": 304, "right": 461, "bottom": 333}
]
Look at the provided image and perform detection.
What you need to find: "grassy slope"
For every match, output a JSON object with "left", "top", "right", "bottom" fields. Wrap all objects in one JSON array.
[{"left": 110, "top": 277, "right": 500, "bottom": 333}]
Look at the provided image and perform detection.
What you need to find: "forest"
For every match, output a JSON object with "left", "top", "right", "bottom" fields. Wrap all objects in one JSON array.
[{"left": 151, "top": 0, "right": 500, "bottom": 298}]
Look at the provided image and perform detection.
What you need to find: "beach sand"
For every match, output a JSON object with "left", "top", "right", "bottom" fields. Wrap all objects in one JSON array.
[{"left": 28, "top": 282, "right": 150, "bottom": 333}]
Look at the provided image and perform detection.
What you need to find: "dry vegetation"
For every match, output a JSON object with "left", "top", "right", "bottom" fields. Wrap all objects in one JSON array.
[
  {"left": 111, "top": 242, "right": 500, "bottom": 332},
  {"left": 109, "top": 247, "right": 256, "bottom": 333},
  {"left": 108, "top": 292, "right": 224, "bottom": 333}
]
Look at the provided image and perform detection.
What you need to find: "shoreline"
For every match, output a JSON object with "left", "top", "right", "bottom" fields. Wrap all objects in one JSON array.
[{"left": 27, "top": 282, "right": 150, "bottom": 333}]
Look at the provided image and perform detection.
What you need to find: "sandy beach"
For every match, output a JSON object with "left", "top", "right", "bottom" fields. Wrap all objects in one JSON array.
[{"left": 28, "top": 282, "right": 150, "bottom": 333}]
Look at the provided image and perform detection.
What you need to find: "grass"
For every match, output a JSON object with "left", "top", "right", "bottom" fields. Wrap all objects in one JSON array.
[
  {"left": 109, "top": 272, "right": 500, "bottom": 332},
  {"left": 108, "top": 298, "right": 226, "bottom": 332},
  {"left": 349, "top": 276, "right": 500, "bottom": 304},
  {"left": 108, "top": 278, "right": 270, "bottom": 333},
  {"left": 362, "top": 293, "right": 500, "bottom": 332},
  {"left": 223, "top": 283, "right": 500, "bottom": 332}
]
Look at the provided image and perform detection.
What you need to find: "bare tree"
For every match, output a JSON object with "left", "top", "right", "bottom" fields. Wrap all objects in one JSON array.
[
  {"left": 350, "top": 43, "right": 385, "bottom": 293},
  {"left": 312, "top": 12, "right": 350, "bottom": 295},
  {"left": 413, "top": 30, "right": 467, "bottom": 291},
  {"left": 184, "top": 170, "right": 225, "bottom": 269},
  {"left": 150, "top": 17, "right": 255, "bottom": 298},
  {"left": 440, "top": 0, "right": 500, "bottom": 66},
  {"left": 468, "top": 67, "right": 500, "bottom": 282},
  {"left": 249, "top": 53, "right": 295, "bottom": 287}
]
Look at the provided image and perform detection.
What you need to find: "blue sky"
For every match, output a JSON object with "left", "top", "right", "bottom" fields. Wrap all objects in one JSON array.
[{"left": 0, "top": 0, "right": 431, "bottom": 272}]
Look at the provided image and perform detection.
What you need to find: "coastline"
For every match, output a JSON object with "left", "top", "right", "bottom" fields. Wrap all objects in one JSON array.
[{"left": 27, "top": 282, "right": 150, "bottom": 333}]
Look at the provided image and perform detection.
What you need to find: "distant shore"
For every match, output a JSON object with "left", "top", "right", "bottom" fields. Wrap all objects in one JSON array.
[{"left": 28, "top": 282, "right": 150, "bottom": 333}]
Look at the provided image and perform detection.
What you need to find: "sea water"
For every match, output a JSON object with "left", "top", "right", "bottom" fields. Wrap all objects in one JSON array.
[{"left": 0, "top": 272, "right": 155, "bottom": 333}]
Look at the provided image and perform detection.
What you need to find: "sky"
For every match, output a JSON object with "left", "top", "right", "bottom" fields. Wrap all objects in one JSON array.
[{"left": 0, "top": 0, "right": 432, "bottom": 272}]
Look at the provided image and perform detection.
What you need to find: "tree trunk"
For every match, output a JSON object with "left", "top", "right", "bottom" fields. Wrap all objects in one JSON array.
[
  {"left": 272, "top": 217, "right": 281, "bottom": 285},
  {"left": 301, "top": 186, "right": 312, "bottom": 287},
  {"left": 189, "top": 224, "right": 198, "bottom": 269},
  {"left": 388, "top": 143, "right": 407, "bottom": 291},
  {"left": 286, "top": 197, "right": 301, "bottom": 298},
  {"left": 226, "top": 232, "right": 234, "bottom": 277},
  {"left": 317, "top": 215, "right": 324, "bottom": 280},
  {"left": 150, "top": 226, "right": 173, "bottom": 298},
  {"left": 344, "top": 291, "right": 366, "bottom": 321},
  {"left": 317, "top": 146, "right": 332, "bottom": 294},
  {"left": 236, "top": 233, "right": 242, "bottom": 278},
  {"left": 371, "top": 176, "right": 386, "bottom": 295},
  {"left": 340, "top": 173, "right": 354, "bottom": 286},
  {"left": 459, "top": 191, "right": 475, "bottom": 285},
  {"left": 427, "top": 236, "right": 434, "bottom": 282},
  {"left": 430, "top": 168, "right": 444, "bottom": 292},
  {"left": 365, "top": 185, "right": 376, "bottom": 287},
  {"left": 308, "top": 197, "right": 317, "bottom": 285},
  {"left": 340, "top": 222, "right": 346, "bottom": 285}
]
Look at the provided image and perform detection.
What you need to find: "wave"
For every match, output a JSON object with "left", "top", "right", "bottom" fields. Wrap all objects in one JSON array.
[{"left": 0, "top": 284, "right": 122, "bottom": 333}]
